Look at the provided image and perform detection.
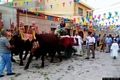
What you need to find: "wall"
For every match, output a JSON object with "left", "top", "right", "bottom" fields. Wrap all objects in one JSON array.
[
  {"left": 73, "top": 3, "right": 93, "bottom": 23},
  {"left": 44, "top": 0, "right": 74, "bottom": 19},
  {"left": 18, "top": 13, "right": 60, "bottom": 33},
  {"left": 75, "top": 3, "right": 91, "bottom": 16},
  {"left": 0, "top": 6, "right": 16, "bottom": 29},
  {"left": 0, "top": 13, "right": 2, "bottom": 19}
]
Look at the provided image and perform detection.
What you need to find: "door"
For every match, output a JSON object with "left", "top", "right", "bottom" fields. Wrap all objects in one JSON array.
[
  {"left": 66, "top": 29, "right": 70, "bottom": 36},
  {"left": 51, "top": 28, "right": 56, "bottom": 33},
  {"left": 78, "top": 31, "right": 84, "bottom": 39},
  {"left": 73, "top": 30, "right": 76, "bottom": 36},
  {"left": 0, "top": 13, "right": 2, "bottom": 19}
]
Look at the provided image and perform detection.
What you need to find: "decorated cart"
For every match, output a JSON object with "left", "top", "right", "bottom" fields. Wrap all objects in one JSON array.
[{"left": 57, "top": 29, "right": 79, "bottom": 58}]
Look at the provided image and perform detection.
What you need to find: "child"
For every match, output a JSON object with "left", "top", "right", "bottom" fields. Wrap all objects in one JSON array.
[{"left": 110, "top": 39, "right": 119, "bottom": 59}]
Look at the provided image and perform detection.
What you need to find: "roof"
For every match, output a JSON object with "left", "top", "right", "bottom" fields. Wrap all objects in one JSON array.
[
  {"left": 76, "top": 1, "right": 95, "bottom": 11},
  {"left": 17, "top": 9, "right": 73, "bottom": 22}
]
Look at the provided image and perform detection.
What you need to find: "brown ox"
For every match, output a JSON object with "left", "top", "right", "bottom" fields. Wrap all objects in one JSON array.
[{"left": 24, "top": 34, "right": 62, "bottom": 69}]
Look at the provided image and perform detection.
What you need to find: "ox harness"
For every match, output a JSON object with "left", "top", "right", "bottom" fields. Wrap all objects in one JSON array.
[{"left": 30, "top": 41, "right": 40, "bottom": 54}]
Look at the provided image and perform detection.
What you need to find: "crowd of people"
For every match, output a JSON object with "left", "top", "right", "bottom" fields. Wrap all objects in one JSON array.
[
  {"left": 72, "top": 31, "right": 120, "bottom": 60},
  {"left": 85, "top": 33, "right": 120, "bottom": 59}
]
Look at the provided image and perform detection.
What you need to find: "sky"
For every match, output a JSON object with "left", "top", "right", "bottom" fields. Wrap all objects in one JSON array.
[
  {"left": 82, "top": 0, "right": 120, "bottom": 9},
  {"left": 81, "top": 0, "right": 120, "bottom": 25},
  {"left": 81, "top": 0, "right": 120, "bottom": 14}
]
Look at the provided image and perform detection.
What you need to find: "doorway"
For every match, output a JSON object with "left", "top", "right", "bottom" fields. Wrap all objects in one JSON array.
[
  {"left": 51, "top": 28, "right": 56, "bottom": 33},
  {"left": 0, "top": 13, "right": 2, "bottom": 19},
  {"left": 78, "top": 31, "right": 84, "bottom": 39},
  {"left": 66, "top": 29, "right": 70, "bottom": 36},
  {"left": 73, "top": 30, "right": 76, "bottom": 36}
]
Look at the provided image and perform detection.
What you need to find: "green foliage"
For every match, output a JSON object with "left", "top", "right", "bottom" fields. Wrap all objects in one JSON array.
[{"left": 57, "top": 30, "right": 67, "bottom": 35}]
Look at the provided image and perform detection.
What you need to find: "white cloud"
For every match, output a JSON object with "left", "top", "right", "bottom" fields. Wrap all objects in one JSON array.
[{"left": 81, "top": 0, "right": 120, "bottom": 10}]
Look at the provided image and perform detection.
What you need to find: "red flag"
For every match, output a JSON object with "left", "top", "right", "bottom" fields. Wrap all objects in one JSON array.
[
  {"left": 40, "top": 0, "right": 42, "bottom": 3},
  {"left": 40, "top": 14, "right": 44, "bottom": 18},
  {"left": 74, "top": 18, "right": 76, "bottom": 23},
  {"left": 35, "top": 8, "right": 38, "bottom": 12},
  {"left": 14, "top": 3, "right": 17, "bottom": 6},
  {"left": 106, "top": 27, "right": 110, "bottom": 30},
  {"left": 63, "top": 2, "right": 65, "bottom": 7}
]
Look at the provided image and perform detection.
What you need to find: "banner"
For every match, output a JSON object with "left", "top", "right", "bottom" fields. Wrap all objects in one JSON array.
[{"left": 23, "top": 33, "right": 33, "bottom": 41}]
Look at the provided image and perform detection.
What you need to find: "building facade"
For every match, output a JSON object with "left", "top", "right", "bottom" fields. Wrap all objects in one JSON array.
[
  {"left": 0, "top": 6, "right": 16, "bottom": 29},
  {"left": 73, "top": 1, "right": 94, "bottom": 40},
  {"left": 44, "top": 0, "right": 94, "bottom": 40},
  {"left": 0, "top": 0, "right": 94, "bottom": 40}
]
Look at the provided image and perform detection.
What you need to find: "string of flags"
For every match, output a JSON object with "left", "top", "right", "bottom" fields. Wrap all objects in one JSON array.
[
  {"left": 20, "top": 8, "right": 120, "bottom": 33},
  {"left": 1, "top": 0, "right": 120, "bottom": 33},
  {"left": 5, "top": 0, "right": 80, "bottom": 9}
]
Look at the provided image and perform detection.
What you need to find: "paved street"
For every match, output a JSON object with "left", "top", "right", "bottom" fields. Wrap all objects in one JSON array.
[{"left": 1, "top": 51, "right": 120, "bottom": 80}]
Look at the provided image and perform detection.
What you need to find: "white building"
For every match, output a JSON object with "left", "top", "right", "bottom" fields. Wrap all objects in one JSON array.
[
  {"left": 0, "top": 0, "right": 43, "bottom": 29},
  {"left": 0, "top": 6, "right": 16, "bottom": 29}
]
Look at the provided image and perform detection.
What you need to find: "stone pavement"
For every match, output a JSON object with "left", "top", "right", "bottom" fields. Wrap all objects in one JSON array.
[{"left": 1, "top": 51, "right": 120, "bottom": 80}]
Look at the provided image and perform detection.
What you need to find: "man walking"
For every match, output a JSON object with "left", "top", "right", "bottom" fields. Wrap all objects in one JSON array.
[
  {"left": 0, "top": 30, "right": 15, "bottom": 77},
  {"left": 85, "top": 33, "right": 95, "bottom": 59},
  {"left": 105, "top": 35, "right": 112, "bottom": 53}
]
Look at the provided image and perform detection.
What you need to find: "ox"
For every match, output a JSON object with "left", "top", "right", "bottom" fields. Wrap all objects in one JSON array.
[
  {"left": 24, "top": 34, "right": 62, "bottom": 69},
  {"left": 9, "top": 34, "right": 32, "bottom": 66}
]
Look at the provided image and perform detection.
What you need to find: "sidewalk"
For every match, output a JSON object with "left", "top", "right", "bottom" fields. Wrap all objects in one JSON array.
[{"left": 1, "top": 51, "right": 120, "bottom": 80}]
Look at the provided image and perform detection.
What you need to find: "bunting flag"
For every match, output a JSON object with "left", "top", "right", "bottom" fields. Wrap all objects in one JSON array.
[
  {"left": 76, "top": 0, "right": 80, "bottom": 3},
  {"left": 56, "top": 4, "right": 59, "bottom": 7},
  {"left": 6, "top": 0, "right": 120, "bottom": 32},
  {"left": 40, "top": 0, "right": 42, "bottom": 3},
  {"left": 109, "top": 12, "right": 112, "bottom": 18},
  {"left": 50, "top": 5, "right": 53, "bottom": 9},
  {"left": 7, "top": 0, "right": 74, "bottom": 9},
  {"left": 62, "top": 2, "right": 65, "bottom": 7},
  {"left": 115, "top": 11, "right": 118, "bottom": 15},
  {"left": 69, "top": 1, "right": 72, "bottom": 5}
]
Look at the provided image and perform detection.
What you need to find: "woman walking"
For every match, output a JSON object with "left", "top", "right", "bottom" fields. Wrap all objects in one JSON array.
[{"left": 100, "top": 34, "right": 106, "bottom": 52}]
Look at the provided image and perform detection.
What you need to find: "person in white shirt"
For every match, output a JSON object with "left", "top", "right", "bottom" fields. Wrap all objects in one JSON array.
[
  {"left": 85, "top": 33, "right": 95, "bottom": 59},
  {"left": 73, "top": 33, "right": 83, "bottom": 55},
  {"left": 110, "top": 39, "right": 119, "bottom": 59}
]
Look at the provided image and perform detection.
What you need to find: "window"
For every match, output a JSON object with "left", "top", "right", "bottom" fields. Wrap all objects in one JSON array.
[
  {"left": 78, "top": 8, "right": 83, "bottom": 16},
  {"left": 89, "top": 12, "right": 93, "bottom": 16},
  {"left": 86, "top": 11, "right": 89, "bottom": 17},
  {"left": 86, "top": 11, "right": 93, "bottom": 17}
]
